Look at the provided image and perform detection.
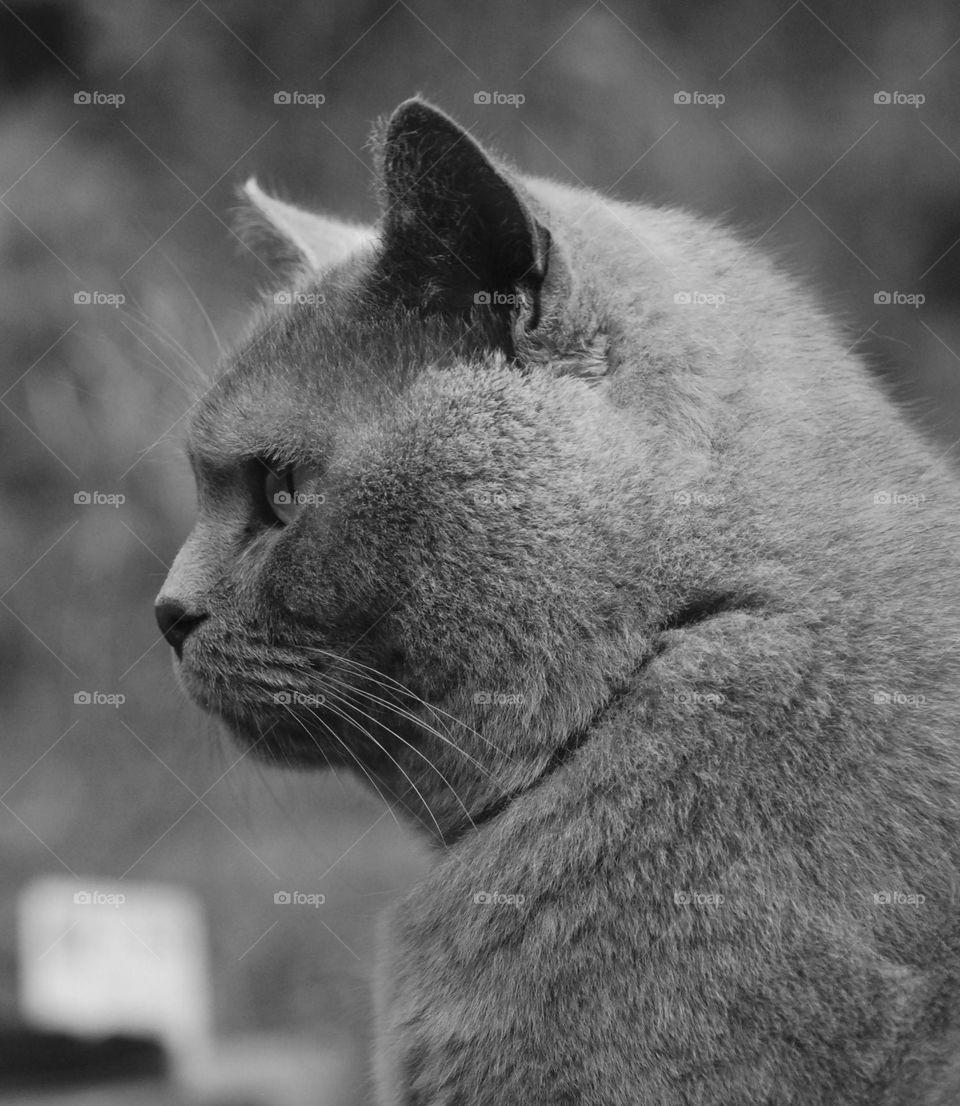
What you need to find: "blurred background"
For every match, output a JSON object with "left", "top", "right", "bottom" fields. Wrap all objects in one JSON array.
[{"left": 2, "top": 0, "right": 959, "bottom": 1101}]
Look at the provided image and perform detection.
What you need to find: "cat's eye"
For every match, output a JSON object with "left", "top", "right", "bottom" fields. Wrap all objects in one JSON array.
[{"left": 264, "top": 463, "right": 320, "bottom": 526}]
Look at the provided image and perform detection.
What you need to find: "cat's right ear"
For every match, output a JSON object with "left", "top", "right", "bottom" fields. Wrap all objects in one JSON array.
[{"left": 238, "top": 177, "right": 375, "bottom": 271}]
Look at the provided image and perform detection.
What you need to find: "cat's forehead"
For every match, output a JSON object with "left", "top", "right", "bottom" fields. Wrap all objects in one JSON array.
[{"left": 187, "top": 290, "right": 482, "bottom": 467}]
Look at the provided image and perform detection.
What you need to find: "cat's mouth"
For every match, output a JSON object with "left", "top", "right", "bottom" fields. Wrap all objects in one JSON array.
[{"left": 177, "top": 634, "right": 421, "bottom": 770}]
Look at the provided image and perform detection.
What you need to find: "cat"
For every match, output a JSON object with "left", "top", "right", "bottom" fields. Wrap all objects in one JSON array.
[{"left": 155, "top": 98, "right": 960, "bottom": 1104}]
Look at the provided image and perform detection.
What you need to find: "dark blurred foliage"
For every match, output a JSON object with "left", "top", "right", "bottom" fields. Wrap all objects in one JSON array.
[{"left": 1, "top": 0, "right": 958, "bottom": 1097}]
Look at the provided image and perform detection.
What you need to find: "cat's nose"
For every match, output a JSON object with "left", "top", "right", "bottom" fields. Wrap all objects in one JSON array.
[{"left": 155, "top": 599, "right": 207, "bottom": 659}]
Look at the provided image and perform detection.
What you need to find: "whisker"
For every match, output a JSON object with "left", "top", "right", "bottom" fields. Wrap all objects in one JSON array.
[
  {"left": 322, "top": 670, "right": 509, "bottom": 800},
  {"left": 317, "top": 679, "right": 477, "bottom": 835},
  {"left": 116, "top": 318, "right": 194, "bottom": 393},
  {"left": 277, "top": 702, "right": 351, "bottom": 802},
  {"left": 154, "top": 243, "right": 226, "bottom": 360},
  {"left": 300, "top": 646, "right": 517, "bottom": 763},
  {"left": 312, "top": 708, "right": 442, "bottom": 839},
  {"left": 331, "top": 658, "right": 474, "bottom": 752},
  {"left": 119, "top": 298, "right": 207, "bottom": 379},
  {"left": 280, "top": 702, "right": 405, "bottom": 835},
  {"left": 300, "top": 697, "right": 447, "bottom": 841}
]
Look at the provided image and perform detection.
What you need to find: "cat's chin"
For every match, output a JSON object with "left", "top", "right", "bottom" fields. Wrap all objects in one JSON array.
[
  {"left": 219, "top": 712, "right": 346, "bottom": 768},
  {"left": 176, "top": 664, "right": 329, "bottom": 762},
  {"left": 214, "top": 701, "right": 407, "bottom": 775}
]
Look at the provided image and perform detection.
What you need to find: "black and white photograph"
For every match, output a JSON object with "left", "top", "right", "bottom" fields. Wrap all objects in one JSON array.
[{"left": 2, "top": 2, "right": 960, "bottom": 1103}]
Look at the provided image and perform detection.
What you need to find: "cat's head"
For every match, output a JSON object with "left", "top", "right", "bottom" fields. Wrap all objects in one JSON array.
[{"left": 155, "top": 99, "right": 690, "bottom": 839}]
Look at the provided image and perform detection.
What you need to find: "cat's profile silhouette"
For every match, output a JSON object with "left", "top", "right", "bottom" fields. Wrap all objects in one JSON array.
[{"left": 156, "top": 98, "right": 960, "bottom": 1104}]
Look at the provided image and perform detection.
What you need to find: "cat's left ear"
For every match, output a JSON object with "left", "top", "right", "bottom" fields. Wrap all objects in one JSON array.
[
  {"left": 375, "top": 98, "right": 554, "bottom": 323},
  {"left": 240, "top": 177, "right": 375, "bottom": 271}
]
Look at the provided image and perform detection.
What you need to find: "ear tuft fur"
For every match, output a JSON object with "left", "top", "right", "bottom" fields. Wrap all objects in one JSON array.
[{"left": 237, "top": 177, "right": 375, "bottom": 271}]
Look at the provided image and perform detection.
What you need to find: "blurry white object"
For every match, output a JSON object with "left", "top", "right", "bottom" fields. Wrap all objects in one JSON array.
[{"left": 16, "top": 875, "right": 211, "bottom": 1068}]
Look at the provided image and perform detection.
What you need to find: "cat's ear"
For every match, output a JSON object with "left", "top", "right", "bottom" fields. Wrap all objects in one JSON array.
[
  {"left": 240, "top": 177, "right": 375, "bottom": 270},
  {"left": 375, "top": 98, "right": 552, "bottom": 321}
]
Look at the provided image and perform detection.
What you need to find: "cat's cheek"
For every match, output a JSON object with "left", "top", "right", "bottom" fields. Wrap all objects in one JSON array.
[{"left": 263, "top": 532, "right": 373, "bottom": 628}]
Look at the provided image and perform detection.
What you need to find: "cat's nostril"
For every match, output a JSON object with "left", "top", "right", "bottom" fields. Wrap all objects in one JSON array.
[{"left": 155, "top": 599, "right": 207, "bottom": 659}]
